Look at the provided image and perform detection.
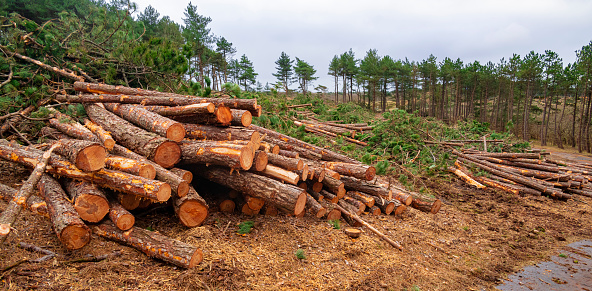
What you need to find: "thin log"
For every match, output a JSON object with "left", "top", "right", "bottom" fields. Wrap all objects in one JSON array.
[
  {"left": 169, "top": 168, "right": 193, "bottom": 183},
  {"left": 448, "top": 167, "right": 486, "bottom": 189},
  {"left": 105, "top": 155, "right": 156, "bottom": 179},
  {"left": 92, "top": 221, "right": 203, "bottom": 268},
  {"left": 38, "top": 174, "right": 91, "bottom": 250},
  {"left": 173, "top": 186, "right": 208, "bottom": 227},
  {"left": 117, "top": 193, "right": 141, "bottom": 210},
  {"left": 85, "top": 103, "right": 181, "bottom": 168},
  {"left": 319, "top": 200, "right": 341, "bottom": 220},
  {"left": 84, "top": 119, "right": 115, "bottom": 150},
  {"left": 369, "top": 206, "right": 381, "bottom": 215},
  {"left": 342, "top": 196, "right": 366, "bottom": 215},
  {"left": 390, "top": 200, "right": 407, "bottom": 215},
  {"left": 323, "top": 161, "right": 376, "bottom": 181},
  {"left": 63, "top": 179, "right": 109, "bottom": 223},
  {"left": 366, "top": 193, "right": 395, "bottom": 215},
  {"left": 142, "top": 103, "right": 215, "bottom": 116},
  {"left": 257, "top": 164, "right": 300, "bottom": 185},
  {"left": 253, "top": 150, "right": 268, "bottom": 172},
  {"left": 243, "top": 195, "right": 265, "bottom": 212},
  {"left": 321, "top": 176, "right": 345, "bottom": 198},
  {"left": 277, "top": 149, "right": 299, "bottom": 159},
  {"left": 0, "top": 183, "right": 48, "bottom": 218},
  {"left": 172, "top": 105, "right": 232, "bottom": 126},
  {"left": 179, "top": 141, "right": 253, "bottom": 170},
  {"left": 473, "top": 152, "right": 541, "bottom": 159},
  {"left": 0, "top": 143, "right": 57, "bottom": 243},
  {"left": 324, "top": 168, "right": 341, "bottom": 180},
  {"left": 341, "top": 176, "right": 392, "bottom": 200},
  {"left": 104, "top": 103, "right": 186, "bottom": 142},
  {"left": 287, "top": 103, "right": 312, "bottom": 108},
  {"left": 346, "top": 191, "right": 375, "bottom": 208},
  {"left": 267, "top": 153, "right": 303, "bottom": 171},
  {"left": 219, "top": 199, "right": 236, "bottom": 213},
  {"left": 107, "top": 196, "right": 135, "bottom": 231},
  {"left": 7, "top": 49, "right": 84, "bottom": 81},
  {"left": 231, "top": 109, "right": 252, "bottom": 127},
  {"left": 320, "top": 190, "right": 339, "bottom": 204},
  {"left": 301, "top": 125, "right": 368, "bottom": 146}
]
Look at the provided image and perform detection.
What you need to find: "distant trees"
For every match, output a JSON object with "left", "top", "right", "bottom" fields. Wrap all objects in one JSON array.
[
  {"left": 273, "top": 52, "right": 317, "bottom": 95},
  {"left": 273, "top": 52, "right": 294, "bottom": 95},
  {"left": 293, "top": 57, "right": 318, "bottom": 94}
]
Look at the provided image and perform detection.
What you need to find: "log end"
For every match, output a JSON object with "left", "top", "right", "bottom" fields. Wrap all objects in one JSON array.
[
  {"left": 118, "top": 193, "right": 141, "bottom": 210},
  {"left": 139, "top": 164, "right": 157, "bottom": 180},
  {"left": 336, "top": 184, "right": 346, "bottom": 199},
  {"left": 206, "top": 103, "right": 216, "bottom": 113},
  {"left": 385, "top": 202, "right": 395, "bottom": 215},
  {"left": 365, "top": 166, "right": 377, "bottom": 181},
  {"left": 296, "top": 160, "right": 304, "bottom": 171},
  {"left": 312, "top": 182, "right": 323, "bottom": 193},
  {"left": 393, "top": 204, "right": 407, "bottom": 216},
  {"left": 250, "top": 131, "right": 260, "bottom": 144},
  {"left": 60, "top": 224, "right": 91, "bottom": 250},
  {"left": 315, "top": 207, "right": 327, "bottom": 219},
  {"left": 254, "top": 151, "right": 268, "bottom": 172},
  {"left": 294, "top": 191, "right": 308, "bottom": 216},
  {"left": 430, "top": 199, "right": 442, "bottom": 214},
  {"left": 216, "top": 106, "right": 232, "bottom": 126},
  {"left": 239, "top": 146, "right": 254, "bottom": 170},
  {"left": 370, "top": 206, "right": 381, "bottom": 216},
  {"left": 300, "top": 165, "right": 309, "bottom": 181},
  {"left": 188, "top": 248, "right": 204, "bottom": 268},
  {"left": 178, "top": 201, "right": 208, "bottom": 227},
  {"left": 344, "top": 227, "right": 362, "bottom": 238},
  {"left": 115, "top": 213, "right": 135, "bottom": 231},
  {"left": 176, "top": 181, "right": 190, "bottom": 198},
  {"left": 317, "top": 169, "right": 326, "bottom": 182},
  {"left": 297, "top": 181, "right": 307, "bottom": 190},
  {"left": 74, "top": 194, "right": 110, "bottom": 223},
  {"left": 403, "top": 195, "right": 413, "bottom": 206},
  {"left": 103, "top": 138, "right": 116, "bottom": 151},
  {"left": 76, "top": 144, "right": 107, "bottom": 172},
  {"left": 271, "top": 145, "right": 280, "bottom": 155},
  {"left": 166, "top": 123, "right": 187, "bottom": 143},
  {"left": 153, "top": 141, "right": 181, "bottom": 169},
  {"left": 156, "top": 183, "right": 172, "bottom": 202},
  {"left": 219, "top": 199, "right": 236, "bottom": 213},
  {"left": 264, "top": 205, "right": 278, "bottom": 216},
  {"left": 241, "top": 110, "right": 252, "bottom": 127},
  {"left": 326, "top": 209, "right": 341, "bottom": 221},
  {"left": 0, "top": 224, "right": 10, "bottom": 236}
]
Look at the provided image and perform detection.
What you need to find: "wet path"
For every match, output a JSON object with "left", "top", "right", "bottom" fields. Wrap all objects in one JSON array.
[{"left": 496, "top": 240, "right": 592, "bottom": 290}]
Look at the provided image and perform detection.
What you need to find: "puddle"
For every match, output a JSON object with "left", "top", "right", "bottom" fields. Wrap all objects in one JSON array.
[{"left": 496, "top": 240, "right": 592, "bottom": 290}]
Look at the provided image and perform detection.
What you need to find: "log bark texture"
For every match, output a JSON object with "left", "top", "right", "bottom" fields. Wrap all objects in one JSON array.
[
  {"left": 84, "top": 119, "right": 115, "bottom": 150},
  {"left": 107, "top": 196, "right": 135, "bottom": 231},
  {"left": 231, "top": 109, "right": 252, "bottom": 127},
  {"left": 184, "top": 124, "right": 258, "bottom": 142},
  {"left": 323, "top": 162, "right": 376, "bottom": 181},
  {"left": 0, "top": 183, "right": 48, "bottom": 218},
  {"left": 341, "top": 176, "right": 392, "bottom": 200},
  {"left": 179, "top": 141, "right": 253, "bottom": 170},
  {"left": 105, "top": 155, "right": 156, "bottom": 179},
  {"left": 51, "top": 139, "right": 106, "bottom": 172},
  {"left": 142, "top": 103, "right": 215, "bottom": 116},
  {"left": 104, "top": 103, "right": 186, "bottom": 142}
]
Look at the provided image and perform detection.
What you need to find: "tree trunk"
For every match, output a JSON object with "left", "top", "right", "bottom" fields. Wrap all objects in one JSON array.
[
  {"left": 84, "top": 119, "right": 115, "bottom": 150},
  {"left": 52, "top": 139, "right": 106, "bottom": 172},
  {"left": 323, "top": 162, "right": 376, "bottom": 181},
  {"left": 340, "top": 175, "right": 392, "bottom": 199},
  {"left": 346, "top": 191, "right": 375, "bottom": 207},
  {"left": 231, "top": 110, "right": 252, "bottom": 127},
  {"left": 38, "top": 174, "right": 91, "bottom": 250},
  {"left": 92, "top": 221, "right": 203, "bottom": 268},
  {"left": 305, "top": 193, "right": 326, "bottom": 218},
  {"left": 105, "top": 155, "right": 156, "bottom": 179},
  {"left": 171, "top": 105, "right": 232, "bottom": 126},
  {"left": 63, "top": 179, "right": 109, "bottom": 223},
  {"left": 184, "top": 124, "right": 258, "bottom": 143},
  {"left": 267, "top": 153, "right": 303, "bottom": 171},
  {"left": 321, "top": 176, "right": 345, "bottom": 198},
  {"left": 256, "top": 164, "right": 300, "bottom": 185},
  {"left": 107, "top": 196, "right": 135, "bottom": 231},
  {"left": 179, "top": 141, "right": 253, "bottom": 170},
  {"left": 142, "top": 103, "right": 215, "bottom": 116}
]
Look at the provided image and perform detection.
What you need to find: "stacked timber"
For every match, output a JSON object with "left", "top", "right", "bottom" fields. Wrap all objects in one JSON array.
[{"left": 451, "top": 149, "right": 592, "bottom": 200}]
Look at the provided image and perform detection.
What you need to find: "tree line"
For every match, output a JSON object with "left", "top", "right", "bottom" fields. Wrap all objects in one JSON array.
[{"left": 327, "top": 45, "right": 592, "bottom": 153}]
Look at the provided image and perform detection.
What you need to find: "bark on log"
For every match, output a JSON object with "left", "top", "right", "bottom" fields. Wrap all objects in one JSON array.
[
  {"left": 342, "top": 196, "right": 366, "bottom": 215},
  {"left": 300, "top": 125, "right": 368, "bottom": 146},
  {"left": 295, "top": 120, "right": 354, "bottom": 135},
  {"left": 0, "top": 141, "right": 171, "bottom": 201},
  {"left": 169, "top": 168, "right": 193, "bottom": 183},
  {"left": 321, "top": 176, "right": 345, "bottom": 198},
  {"left": 0, "top": 183, "right": 48, "bottom": 218},
  {"left": 369, "top": 206, "right": 381, "bottom": 216},
  {"left": 256, "top": 164, "right": 300, "bottom": 185},
  {"left": 105, "top": 155, "right": 156, "bottom": 179},
  {"left": 51, "top": 139, "right": 106, "bottom": 172},
  {"left": 196, "top": 166, "right": 307, "bottom": 215},
  {"left": 38, "top": 174, "right": 91, "bottom": 250},
  {"left": 172, "top": 105, "right": 232, "bottom": 126},
  {"left": 320, "top": 190, "right": 339, "bottom": 204},
  {"left": 85, "top": 103, "right": 181, "bottom": 168},
  {"left": 566, "top": 188, "right": 592, "bottom": 198},
  {"left": 267, "top": 153, "right": 303, "bottom": 171},
  {"left": 346, "top": 191, "right": 375, "bottom": 208},
  {"left": 8, "top": 50, "right": 84, "bottom": 81},
  {"left": 305, "top": 193, "right": 326, "bottom": 218},
  {"left": 107, "top": 196, "right": 134, "bottom": 231},
  {"left": 473, "top": 152, "right": 541, "bottom": 159},
  {"left": 478, "top": 156, "right": 561, "bottom": 173},
  {"left": 338, "top": 201, "right": 363, "bottom": 226},
  {"left": 231, "top": 109, "right": 252, "bottom": 127},
  {"left": 324, "top": 168, "right": 341, "bottom": 180},
  {"left": 448, "top": 167, "right": 486, "bottom": 189},
  {"left": 323, "top": 162, "right": 376, "bottom": 181},
  {"left": 389, "top": 188, "right": 413, "bottom": 206},
  {"left": 142, "top": 103, "right": 215, "bottom": 116},
  {"left": 173, "top": 186, "right": 208, "bottom": 227},
  {"left": 92, "top": 221, "right": 203, "bottom": 268},
  {"left": 84, "top": 119, "right": 115, "bottom": 150},
  {"left": 63, "top": 179, "right": 109, "bottom": 223},
  {"left": 278, "top": 149, "right": 299, "bottom": 159},
  {"left": 0, "top": 143, "right": 57, "bottom": 243},
  {"left": 390, "top": 200, "right": 407, "bottom": 215},
  {"left": 411, "top": 197, "right": 442, "bottom": 214},
  {"left": 319, "top": 200, "right": 341, "bottom": 220},
  {"left": 179, "top": 141, "right": 253, "bottom": 170},
  {"left": 340, "top": 176, "right": 392, "bottom": 200},
  {"left": 104, "top": 103, "right": 186, "bottom": 142},
  {"left": 263, "top": 204, "right": 278, "bottom": 216},
  {"left": 243, "top": 195, "right": 265, "bottom": 212},
  {"left": 365, "top": 193, "right": 395, "bottom": 215},
  {"left": 184, "top": 124, "right": 258, "bottom": 143},
  {"left": 294, "top": 165, "right": 309, "bottom": 182}
]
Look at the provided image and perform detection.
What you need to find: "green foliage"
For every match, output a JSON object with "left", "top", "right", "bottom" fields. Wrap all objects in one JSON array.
[
  {"left": 294, "top": 249, "right": 306, "bottom": 260},
  {"left": 329, "top": 219, "right": 341, "bottom": 229},
  {"left": 237, "top": 221, "right": 254, "bottom": 234}
]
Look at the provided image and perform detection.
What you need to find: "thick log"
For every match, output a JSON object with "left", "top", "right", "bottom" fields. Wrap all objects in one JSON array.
[
  {"left": 107, "top": 196, "right": 134, "bottom": 231},
  {"left": 278, "top": 149, "right": 299, "bottom": 159},
  {"left": 231, "top": 109, "right": 252, "bottom": 127},
  {"left": 391, "top": 200, "right": 407, "bottom": 215},
  {"left": 243, "top": 195, "right": 265, "bottom": 212},
  {"left": 38, "top": 175, "right": 91, "bottom": 250},
  {"left": 411, "top": 198, "right": 442, "bottom": 214},
  {"left": 390, "top": 188, "right": 413, "bottom": 206},
  {"left": 323, "top": 162, "right": 376, "bottom": 181},
  {"left": 172, "top": 105, "right": 232, "bottom": 126},
  {"left": 93, "top": 221, "right": 203, "bottom": 268},
  {"left": 324, "top": 168, "right": 341, "bottom": 180},
  {"left": 84, "top": 119, "right": 115, "bottom": 150},
  {"left": 169, "top": 168, "right": 193, "bottom": 183},
  {"left": 184, "top": 124, "right": 258, "bottom": 142},
  {"left": 105, "top": 155, "right": 156, "bottom": 179},
  {"left": 0, "top": 143, "right": 57, "bottom": 243},
  {"left": 321, "top": 176, "right": 345, "bottom": 198},
  {"left": 0, "top": 183, "right": 48, "bottom": 218},
  {"left": 346, "top": 191, "right": 375, "bottom": 208},
  {"left": 63, "top": 179, "right": 109, "bottom": 223},
  {"left": 0, "top": 141, "right": 171, "bottom": 201},
  {"left": 104, "top": 103, "right": 186, "bottom": 142},
  {"left": 250, "top": 124, "right": 359, "bottom": 163},
  {"left": 142, "top": 103, "right": 215, "bottom": 116},
  {"left": 257, "top": 164, "right": 300, "bottom": 185},
  {"left": 294, "top": 165, "right": 309, "bottom": 181},
  {"left": 267, "top": 153, "right": 303, "bottom": 171},
  {"left": 173, "top": 186, "right": 208, "bottom": 227},
  {"left": 85, "top": 103, "right": 181, "bottom": 168},
  {"left": 72, "top": 82, "right": 259, "bottom": 112},
  {"left": 341, "top": 176, "right": 392, "bottom": 200},
  {"left": 196, "top": 166, "right": 307, "bottom": 215},
  {"left": 448, "top": 167, "right": 486, "bottom": 189},
  {"left": 51, "top": 139, "right": 106, "bottom": 172},
  {"left": 305, "top": 193, "right": 326, "bottom": 218},
  {"left": 179, "top": 141, "right": 253, "bottom": 170}
]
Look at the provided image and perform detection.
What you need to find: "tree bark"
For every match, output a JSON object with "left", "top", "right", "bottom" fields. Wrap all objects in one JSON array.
[
  {"left": 346, "top": 191, "right": 375, "bottom": 208},
  {"left": 142, "top": 103, "right": 215, "bottom": 116},
  {"left": 171, "top": 105, "right": 232, "bottom": 126},
  {"left": 107, "top": 196, "right": 135, "bottom": 231},
  {"left": 92, "top": 221, "right": 203, "bottom": 268},
  {"left": 0, "top": 183, "right": 48, "bottom": 218},
  {"left": 184, "top": 124, "right": 258, "bottom": 142},
  {"left": 52, "top": 139, "right": 106, "bottom": 172},
  {"left": 305, "top": 193, "right": 326, "bottom": 218},
  {"left": 38, "top": 174, "right": 91, "bottom": 250},
  {"left": 85, "top": 103, "right": 181, "bottom": 168},
  {"left": 340, "top": 176, "right": 392, "bottom": 200},
  {"left": 173, "top": 186, "right": 208, "bottom": 227},
  {"left": 169, "top": 168, "right": 193, "bottom": 183},
  {"left": 63, "top": 179, "right": 109, "bottom": 223},
  {"left": 267, "top": 153, "right": 303, "bottom": 171},
  {"left": 323, "top": 161, "right": 376, "bottom": 181},
  {"left": 105, "top": 155, "right": 156, "bottom": 179},
  {"left": 255, "top": 164, "right": 300, "bottom": 185},
  {"left": 277, "top": 149, "right": 299, "bottom": 159},
  {"left": 179, "top": 141, "right": 253, "bottom": 170},
  {"left": 321, "top": 176, "right": 345, "bottom": 198},
  {"left": 231, "top": 109, "right": 252, "bottom": 127},
  {"left": 84, "top": 119, "right": 115, "bottom": 150}
]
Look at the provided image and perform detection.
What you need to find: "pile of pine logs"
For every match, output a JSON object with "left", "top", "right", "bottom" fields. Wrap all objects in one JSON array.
[
  {"left": 451, "top": 149, "right": 592, "bottom": 200},
  {"left": 0, "top": 82, "right": 441, "bottom": 267}
]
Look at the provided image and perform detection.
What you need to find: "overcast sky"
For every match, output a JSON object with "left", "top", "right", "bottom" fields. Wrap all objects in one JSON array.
[{"left": 132, "top": 0, "right": 592, "bottom": 90}]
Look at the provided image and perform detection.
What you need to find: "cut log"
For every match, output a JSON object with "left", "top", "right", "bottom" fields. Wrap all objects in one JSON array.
[
  {"left": 244, "top": 195, "right": 265, "bottom": 212},
  {"left": 342, "top": 196, "right": 366, "bottom": 215},
  {"left": 305, "top": 193, "right": 326, "bottom": 218},
  {"left": 231, "top": 109, "right": 252, "bottom": 127},
  {"left": 196, "top": 166, "right": 307, "bottom": 215},
  {"left": 369, "top": 206, "right": 381, "bottom": 216},
  {"left": 337, "top": 201, "right": 363, "bottom": 227},
  {"left": 8, "top": 50, "right": 84, "bottom": 81},
  {"left": 107, "top": 196, "right": 135, "bottom": 231},
  {"left": 219, "top": 199, "right": 236, "bottom": 213},
  {"left": 63, "top": 179, "right": 109, "bottom": 223},
  {"left": 298, "top": 181, "right": 308, "bottom": 190},
  {"left": 346, "top": 191, "right": 375, "bottom": 208},
  {"left": 0, "top": 143, "right": 57, "bottom": 243},
  {"left": 473, "top": 152, "right": 541, "bottom": 159},
  {"left": 340, "top": 176, "right": 392, "bottom": 200},
  {"left": 257, "top": 164, "right": 300, "bottom": 185},
  {"left": 324, "top": 168, "right": 341, "bottom": 180},
  {"left": 323, "top": 162, "right": 376, "bottom": 181},
  {"left": 319, "top": 200, "right": 341, "bottom": 220},
  {"left": 92, "top": 221, "right": 203, "bottom": 268},
  {"left": 366, "top": 193, "right": 395, "bottom": 215},
  {"left": 103, "top": 103, "right": 186, "bottom": 142},
  {"left": 172, "top": 105, "right": 232, "bottom": 126},
  {"left": 85, "top": 103, "right": 181, "bottom": 168},
  {"left": 278, "top": 149, "right": 299, "bottom": 159},
  {"left": 179, "top": 141, "right": 253, "bottom": 170},
  {"left": 105, "top": 155, "right": 156, "bottom": 179},
  {"left": 184, "top": 124, "right": 258, "bottom": 142},
  {"left": 40, "top": 126, "right": 70, "bottom": 140},
  {"left": 173, "top": 186, "right": 208, "bottom": 227},
  {"left": 267, "top": 153, "right": 303, "bottom": 171},
  {"left": 253, "top": 151, "right": 268, "bottom": 172},
  {"left": 294, "top": 165, "right": 309, "bottom": 181},
  {"left": 320, "top": 190, "right": 339, "bottom": 204},
  {"left": 344, "top": 228, "right": 362, "bottom": 238},
  {"left": 321, "top": 176, "right": 345, "bottom": 198},
  {"left": 0, "top": 140, "right": 171, "bottom": 201},
  {"left": 0, "top": 183, "right": 48, "bottom": 218},
  {"left": 263, "top": 204, "right": 279, "bottom": 216},
  {"left": 84, "top": 119, "right": 115, "bottom": 150},
  {"left": 142, "top": 103, "right": 215, "bottom": 116},
  {"left": 169, "top": 168, "right": 193, "bottom": 183},
  {"left": 391, "top": 200, "right": 407, "bottom": 215},
  {"left": 411, "top": 197, "right": 442, "bottom": 214},
  {"left": 38, "top": 174, "right": 91, "bottom": 250},
  {"left": 51, "top": 138, "right": 106, "bottom": 172},
  {"left": 117, "top": 193, "right": 141, "bottom": 210},
  {"left": 448, "top": 167, "right": 486, "bottom": 189}
]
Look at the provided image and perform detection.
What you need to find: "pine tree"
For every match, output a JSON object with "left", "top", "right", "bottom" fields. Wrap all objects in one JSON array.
[
  {"left": 272, "top": 52, "right": 294, "bottom": 95},
  {"left": 293, "top": 57, "right": 318, "bottom": 94}
]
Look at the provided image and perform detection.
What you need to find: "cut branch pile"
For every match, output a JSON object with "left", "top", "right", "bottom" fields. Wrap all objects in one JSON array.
[
  {"left": 0, "top": 82, "right": 442, "bottom": 267},
  {"left": 451, "top": 149, "right": 592, "bottom": 200}
]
